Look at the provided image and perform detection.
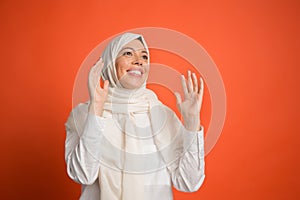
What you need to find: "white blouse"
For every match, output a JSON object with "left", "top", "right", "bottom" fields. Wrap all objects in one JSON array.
[{"left": 65, "top": 102, "right": 205, "bottom": 200}]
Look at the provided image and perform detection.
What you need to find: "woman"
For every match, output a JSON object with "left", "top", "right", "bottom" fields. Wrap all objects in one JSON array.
[{"left": 65, "top": 32, "right": 205, "bottom": 200}]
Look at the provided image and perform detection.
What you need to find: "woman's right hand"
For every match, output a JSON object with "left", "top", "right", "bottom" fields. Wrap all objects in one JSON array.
[{"left": 88, "top": 58, "right": 109, "bottom": 116}]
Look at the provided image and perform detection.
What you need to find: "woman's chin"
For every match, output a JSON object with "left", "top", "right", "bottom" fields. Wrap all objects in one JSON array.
[{"left": 118, "top": 76, "right": 145, "bottom": 89}]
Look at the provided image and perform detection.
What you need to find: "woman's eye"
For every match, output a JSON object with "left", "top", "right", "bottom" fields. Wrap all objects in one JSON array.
[
  {"left": 142, "top": 55, "right": 148, "bottom": 60},
  {"left": 123, "top": 51, "right": 133, "bottom": 56}
]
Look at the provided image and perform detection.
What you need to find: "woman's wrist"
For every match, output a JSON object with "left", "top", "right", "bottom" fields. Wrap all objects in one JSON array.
[
  {"left": 184, "top": 124, "right": 201, "bottom": 132},
  {"left": 183, "top": 116, "right": 201, "bottom": 131}
]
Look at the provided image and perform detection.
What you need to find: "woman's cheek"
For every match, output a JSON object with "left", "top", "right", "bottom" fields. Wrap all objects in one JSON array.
[{"left": 120, "top": 60, "right": 128, "bottom": 71}]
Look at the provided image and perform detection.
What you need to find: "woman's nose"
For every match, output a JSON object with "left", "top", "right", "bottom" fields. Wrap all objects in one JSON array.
[
  {"left": 133, "top": 60, "right": 143, "bottom": 66},
  {"left": 132, "top": 54, "right": 144, "bottom": 66}
]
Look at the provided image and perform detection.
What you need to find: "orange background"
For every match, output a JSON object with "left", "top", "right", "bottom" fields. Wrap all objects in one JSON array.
[{"left": 0, "top": 0, "right": 299, "bottom": 199}]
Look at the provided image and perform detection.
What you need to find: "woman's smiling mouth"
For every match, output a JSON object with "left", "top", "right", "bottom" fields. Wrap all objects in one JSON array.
[{"left": 126, "top": 69, "right": 143, "bottom": 77}]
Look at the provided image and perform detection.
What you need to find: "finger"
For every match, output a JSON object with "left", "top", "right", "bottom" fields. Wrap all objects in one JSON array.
[
  {"left": 192, "top": 73, "right": 198, "bottom": 93},
  {"left": 95, "top": 58, "right": 104, "bottom": 72},
  {"left": 91, "top": 58, "right": 102, "bottom": 75},
  {"left": 174, "top": 92, "right": 182, "bottom": 105},
  {"left": 89, "top": 62, "right": 102, "bottom": 87},
  {"left": 96, "top": 61, "right": 103, "bottom": 77},
  {"left": 89, "top": 65, "right": 97, "bottom": 81},
  {"left": 198, "top": 77, "right": 204, "bottom": 97},
  {"left": 93, "top": 58, "right": 104, "bottom": 83},
  {"left": 89, "top": 58, "right": 101, "bottom": 78},
  {"left": 174, "top": 92, "right": 182, "bottom": 112},
  {"left": 96, "top": 56, "right": 101, "bottom": 63},
  {"left": 181, "top": 75, "right": 188, "bottom": 98},
  {"left": 93, "top": 57, "right": 102, "bottom": 66},
  {"left": 187, "top": 70, "right": 193, "bottom": 93}
]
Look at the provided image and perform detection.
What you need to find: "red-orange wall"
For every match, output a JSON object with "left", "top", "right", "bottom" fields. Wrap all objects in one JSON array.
[{"left": 0, "top": 0, "right": 299, "bottom": 199}]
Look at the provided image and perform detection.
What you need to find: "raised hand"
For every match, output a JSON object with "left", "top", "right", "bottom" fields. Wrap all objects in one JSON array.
[
  {"left": 88, "top": 58, "right": 109, "bottom": 116},
  {"left": 174, "top": 71, "right": 204, "bottom": 131}
]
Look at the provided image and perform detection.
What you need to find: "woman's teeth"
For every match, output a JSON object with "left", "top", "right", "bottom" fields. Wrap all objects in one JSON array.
[{"left": 127, "top": 70, "right": 142, "bottom": 75}]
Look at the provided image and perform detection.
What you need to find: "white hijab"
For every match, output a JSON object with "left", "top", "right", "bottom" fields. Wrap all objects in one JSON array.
[
  {"left": 101, "top": 32, "right": 149, "bottom": 88},
  {"left": 94, "top": 32, "right": 197, "bottom": 172}
]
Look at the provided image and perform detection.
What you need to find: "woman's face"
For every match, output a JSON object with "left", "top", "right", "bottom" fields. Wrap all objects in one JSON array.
[{"left": 115, "top": 39, "right": 149, "bottom": 89}]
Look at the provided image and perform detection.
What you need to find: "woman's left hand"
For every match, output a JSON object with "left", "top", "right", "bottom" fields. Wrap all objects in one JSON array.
[{"left": 175, "top": 71, "right": 204, "bottom": 131}]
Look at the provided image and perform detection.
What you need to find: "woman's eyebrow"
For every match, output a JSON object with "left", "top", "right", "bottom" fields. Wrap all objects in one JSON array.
[{"left": 121, "top": 47, "right": 148, "bottom": 54}]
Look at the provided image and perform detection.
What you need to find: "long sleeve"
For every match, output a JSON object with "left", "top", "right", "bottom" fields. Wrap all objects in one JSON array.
[
  {"left": 170, "top": 127, "right": 205, "bottom": 192},
  {"left": 65, "top": 105, "right": 106, "bottom": 185}
]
